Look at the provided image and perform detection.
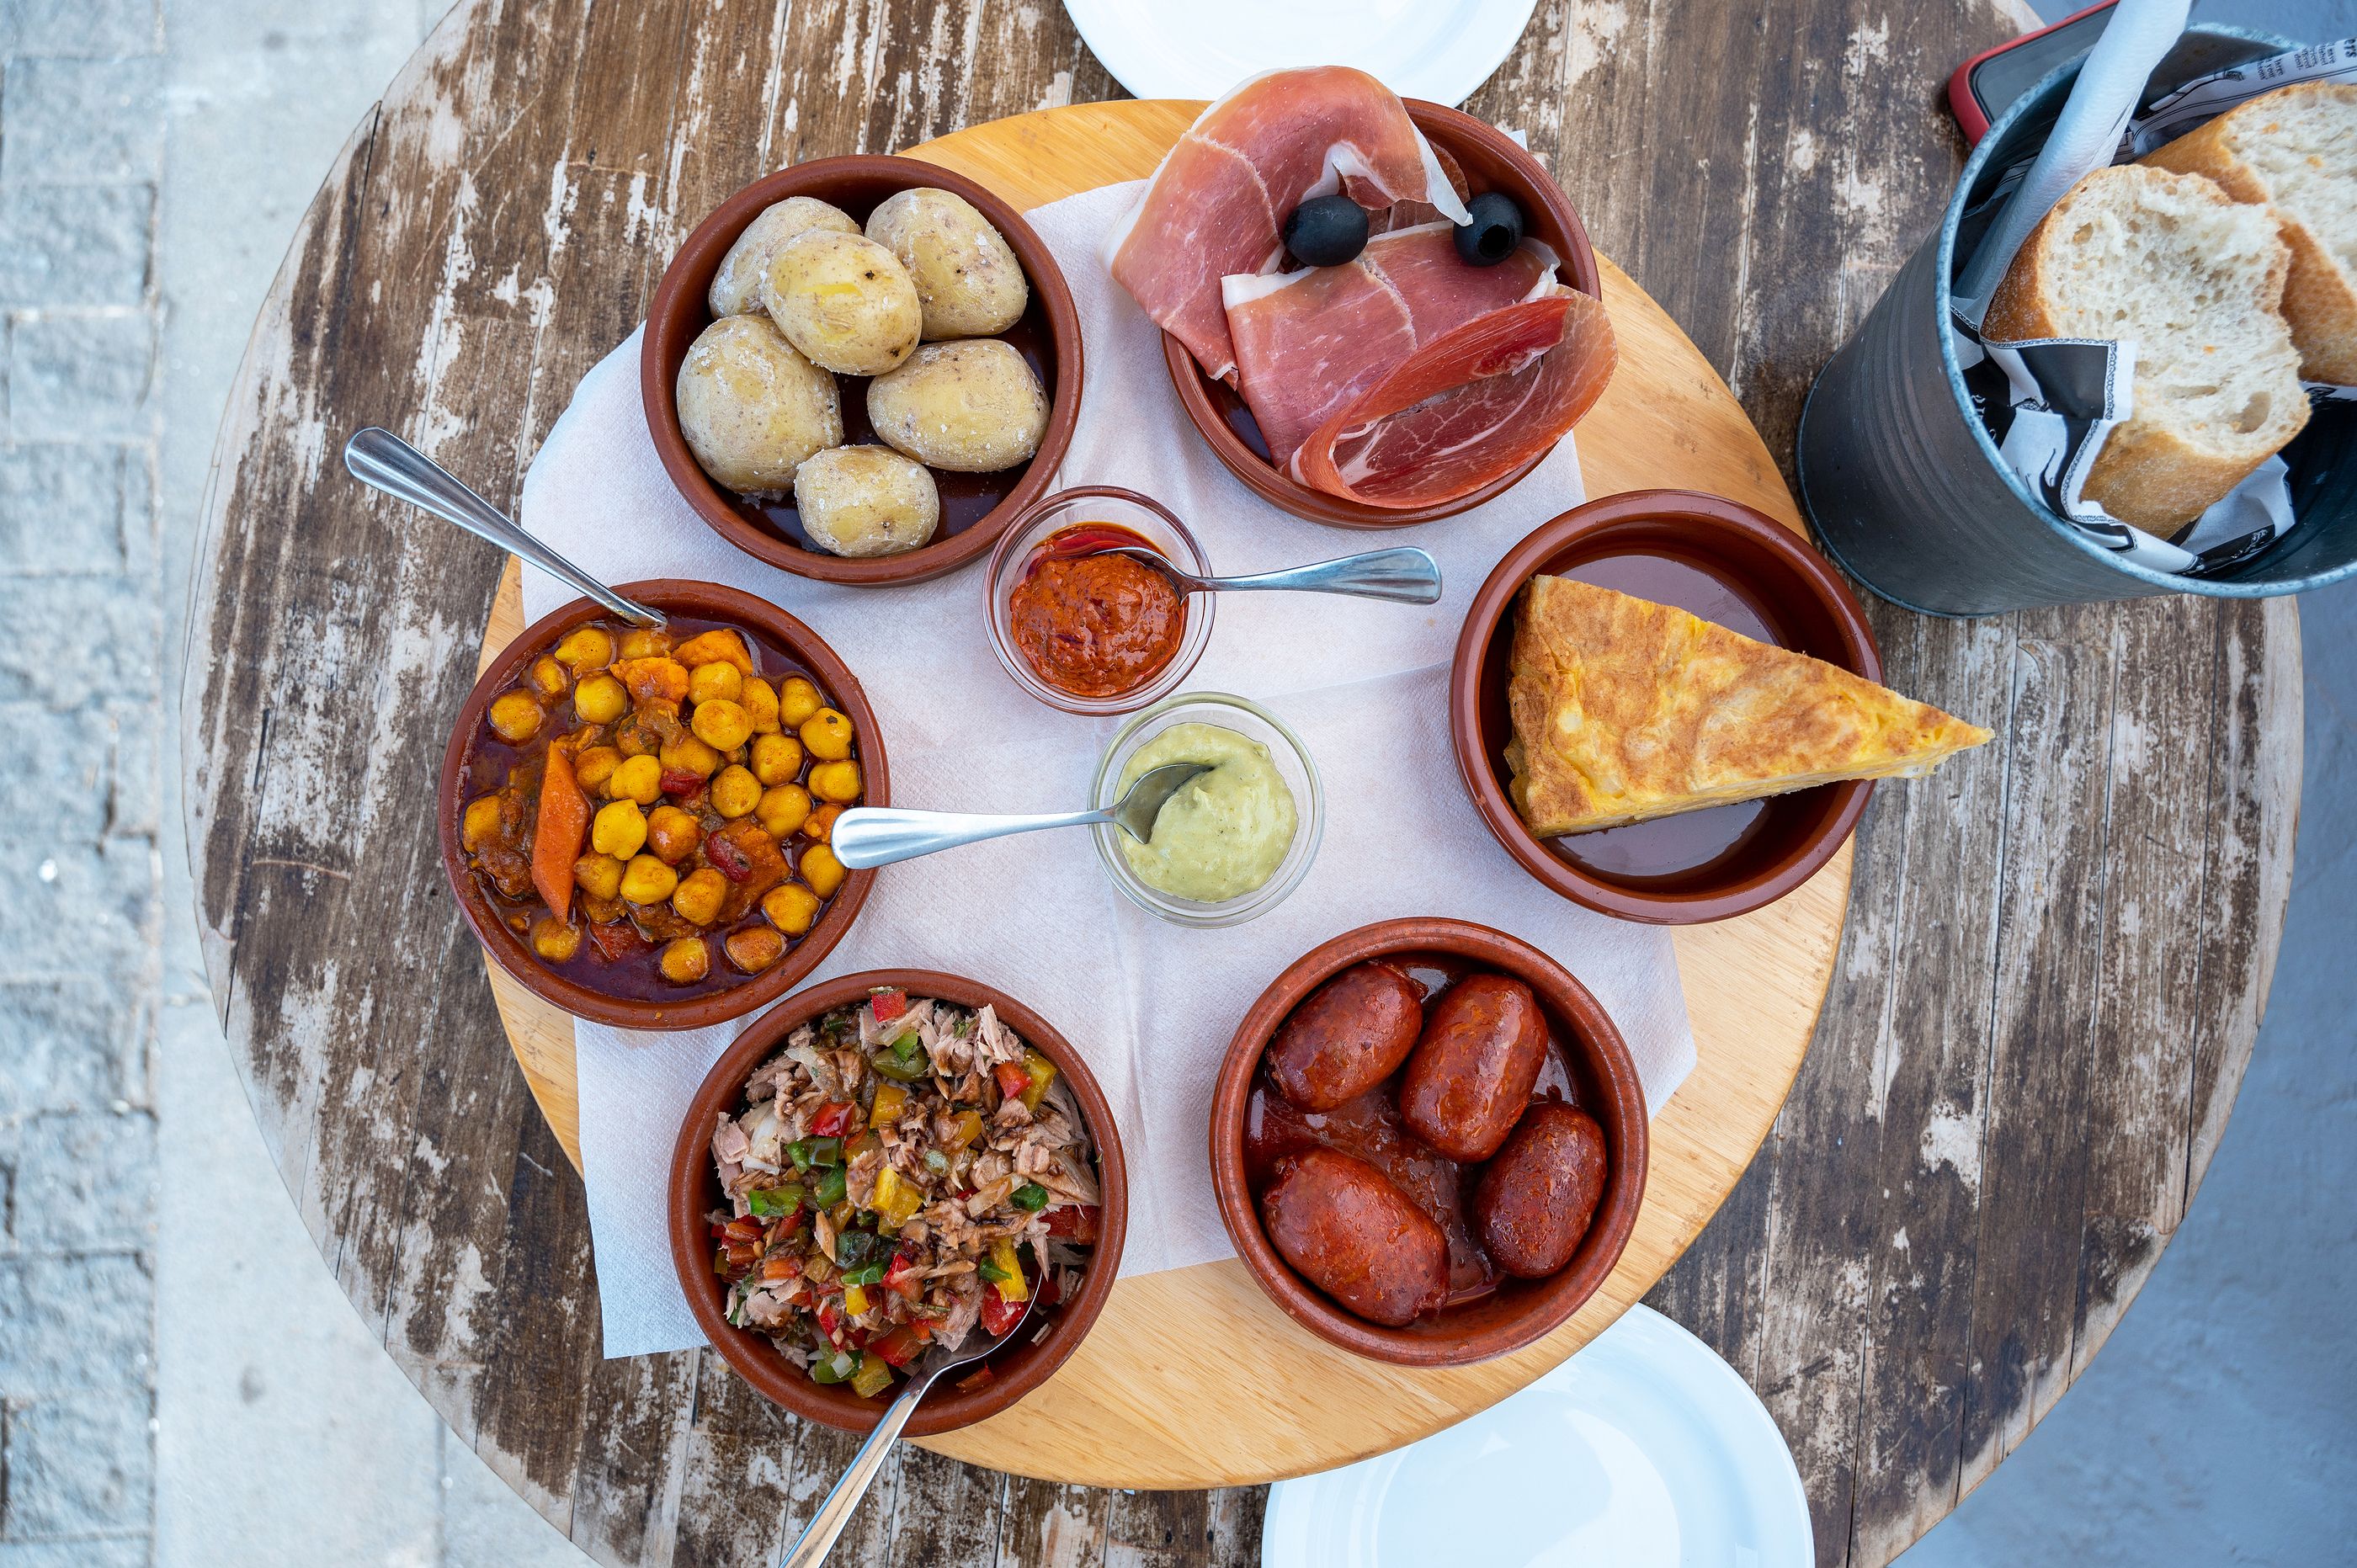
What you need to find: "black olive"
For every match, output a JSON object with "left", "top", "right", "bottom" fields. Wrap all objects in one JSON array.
[
  {"left": 1283, "top": 194, "right": 1370, "bottom": 268},
  {"left": 1453, "top": 191, "right": 1524, "bottom": 267}
]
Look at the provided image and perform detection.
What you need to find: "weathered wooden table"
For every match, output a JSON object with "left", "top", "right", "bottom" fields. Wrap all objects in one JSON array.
[{"left": 184, "top": 2, "right": 2300, "bottom": 1564}]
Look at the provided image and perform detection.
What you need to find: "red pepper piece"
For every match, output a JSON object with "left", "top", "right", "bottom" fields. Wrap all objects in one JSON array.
[
  {"left": 992, "top": 1061, "right": 1031, "bottom": 1100},
  {"left": 1043, "top": 1205, "right": 1100, "bottom": 1244},
  {"left": 882, "top": 1249, "right": 924, "bottom": 1301},
  {"left": 706, "top": 832, "right": 753, "bottom": 881},
  {"left": 586, "top": 922, "right": 648, "bottom": 962},
  {"left": 979, "top": 1287, "right": 1024, "bottom": 1337},
  {"left": 870, "top": 1324, "right": 924, "bottom": 1369},
  {"left": 870, "top": 990, "right": 907, "bottom": 1024},
  {"left": 957, "top": 1365, "right": 997, "bottom": 1393},
  {"left": 659, "top": 768, "right": 705, "bottom": 797},
  {"left": 810, "top": 1102, "right": 858, "bottom": 1138}
]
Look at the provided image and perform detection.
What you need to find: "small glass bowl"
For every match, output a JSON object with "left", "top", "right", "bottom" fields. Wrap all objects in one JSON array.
[
  {"left": 1091, "top": 692, "right": 1325, "bottom": 928},
  {"left": 983, "top": 486, "right": 1216, "bottom": 715}
]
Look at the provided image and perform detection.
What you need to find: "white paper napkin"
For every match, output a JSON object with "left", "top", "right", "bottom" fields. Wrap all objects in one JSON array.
[{"left": 517, "top": 179, "right": 1696, "bottom": 1358}]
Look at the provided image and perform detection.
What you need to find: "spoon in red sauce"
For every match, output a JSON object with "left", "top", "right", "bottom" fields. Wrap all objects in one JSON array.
[{"left": 1081, "top": 542, "right": 1442, "bottom": 603}]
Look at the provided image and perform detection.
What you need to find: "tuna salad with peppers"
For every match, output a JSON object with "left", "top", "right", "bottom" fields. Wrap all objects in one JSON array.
[{"left": 708, "top": 987, "right": 1101, "bottom": 1399}]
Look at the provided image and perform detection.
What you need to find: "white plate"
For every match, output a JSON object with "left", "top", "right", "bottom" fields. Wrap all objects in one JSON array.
[
  {"left": 1060, "top": 0, "right": 1540, "bottom": 108},
  {"left": 1261, "top": 1305, "right": 1812, "bottom": 1568}
]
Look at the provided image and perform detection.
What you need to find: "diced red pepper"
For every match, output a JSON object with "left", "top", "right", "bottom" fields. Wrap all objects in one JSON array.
[
  {"left": 722, "top": 1217, "right": 765, "bottom": 1241},
  {"left": 882, "top": 1249, "right": 924, "bottom": 1301},
  {"left": 957, "top": 1365, "right": 997, "bottom": 1394},
  {"left": 1043, "top": 1205, "right": 1101, "bottom": 1244},
  {"left": 659, "top": 768, "right": 705, "bottom": 797},
  {"left": 1036, "top": 1270, "right": 1062, "bottom": 1308},
  {"left": 869, "top": 1324, "right": 925, "bottom": 1369},
  {"left": 979, "top": 1286, "right": 1024, "bottom": 1337},
  {"left": 816, "top": 1297, "right": 844, "bottom": 1341},
  {"left": 760, "top": 1255, "right": 801, "bottom": 1282},
  {"left": 992, "top": 1061, "right": 1031, "bottom": 1101},
  {"left": 587, "top": 922, "right": 648, "bottom": 962},
  {"left": 870, "top": 990, "right": 907, "bottom": 1023},
  {"left": 810, "top": 1102, "right": 858, "bottom": 1138},
  {"left": 706, "top": 832, "right": 753, "bottom": 881}
]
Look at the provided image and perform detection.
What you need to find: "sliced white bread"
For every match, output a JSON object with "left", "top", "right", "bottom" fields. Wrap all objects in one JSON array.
[
  {"left": 2144, "top": 80, "right": 2357, "bottom": 384},
  {"left": 1983, "top": 163, "right": 2306, "bottom": 534}
]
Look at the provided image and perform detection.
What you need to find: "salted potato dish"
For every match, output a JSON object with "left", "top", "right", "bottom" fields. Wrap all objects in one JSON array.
[
  {"left": 671, "top": 183, "right": 1052, "bottom": 558},
  {"left": 456, "top": 616, "right": 865, "bottom": 999}
]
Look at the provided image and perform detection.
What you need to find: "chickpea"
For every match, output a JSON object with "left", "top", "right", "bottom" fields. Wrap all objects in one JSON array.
[
  {"left": 741, "top": 678, "right": 780, "bottom": 735},
  {"left": 618, "top": 628, "right": 673, "bottom": 660},
  {"left": 573, "top": 745, "right": 621, "bottom": 795},
  {"left": 749, "top": 733, "right": 803, "bottom": 786},
  {"left": 672, "top": 866, "right": 728, "bottom": 926},
  {"left": 807, "top": 759, "right": 861, "bottom": 804},
  {"left": 674, "top": 627, "right": 755, "bottom": 673},
  {"left": 646, "top": 805, "right": 702, "bottom": 864},
  {"left": 806, "top": 803, "right": 843, "bottom": 842},
  {"left": 590, "top": 800, "right": 647, "bottom": 858},
  {"left": 763, "top": 882, "right": 822, "bottom": 936},
  {"left": 461, "top": 795, "right": 506, "bottom": 851},
  {"left": 709, "top": 764, "right": 762, "bottom": 819},
  {"left": 575, "top": 673, "right": 628, "bottom": 726},
  {"left": 776, "top": 676, "right": 823, "bottom": 728},
  {"left": 756, "top": 784, "right": 812, "bottom": 840},
  {"left": 529, "top": 917, "right": 582, "bottom": 962},
  {"left": 801, "top": 842, "right": 848, "bottom": 898},
  {"left": 529, "top": 656, "right": 569, "bottom": 697},
  {"left": 800, "top": 708, "right": 854, "bottom": 761},
  {"left": 691, "top": 699, "right": 753, "bottom": 752},
  {"left": 609, "top": 753, "right": 663, "bottom": 805},
  {"left": 573, "top": 852, "right": 625, "bottom": 901},
  {"left": 553, "top": 625, "right": 615, "bottom": 670},
  {"left": 487, "top": 691, "right": 543, "bottom": 743},
  {"left": 726, "top": 928, "right": 786, "bottom": 974},
  {"left": 619, "top": 854, "right": 679, "bottom": 905},
  {"left": 686, "top": 661, "right": 742, "bottom": 706},
  {"left": 659, "top": 936, "right": 711, "bottom": 984},
  {"left": 658, "top": 731, "right": 722, "bottom": 780}
]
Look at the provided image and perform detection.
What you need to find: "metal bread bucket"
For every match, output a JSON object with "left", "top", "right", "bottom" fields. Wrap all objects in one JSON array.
[{"left": 1796, "top": 26, "right": 2357, "bottom": 617}]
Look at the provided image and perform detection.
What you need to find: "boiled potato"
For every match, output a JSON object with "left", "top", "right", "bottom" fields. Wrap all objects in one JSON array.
[
  {"left": 865, "top": 188, "right": 1028, "bottom": 340},
  {"left": 865, "top": 340, "right": 1048, "bottom": 472},
  {"left": 793, "top": 444, "right": 940, "bottom": 558},
  {"left": 760, "top": 231, "right": 922, "bottom": 376},
  {"left": 674, "top": 314, "right": 842, "bottom": 496},
  {"left": 708, "top": 197, "right": 859, "bottom": 316}
]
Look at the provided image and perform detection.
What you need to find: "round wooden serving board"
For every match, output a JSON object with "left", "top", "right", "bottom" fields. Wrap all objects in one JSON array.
[{"left": 476, "top": 98, "right": 1849, "bottom": 1490}]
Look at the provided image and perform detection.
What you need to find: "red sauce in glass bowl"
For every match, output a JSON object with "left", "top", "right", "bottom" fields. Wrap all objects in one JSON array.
[{"left": 1007, "top": 524, "right": 1187, "bottom": 699}]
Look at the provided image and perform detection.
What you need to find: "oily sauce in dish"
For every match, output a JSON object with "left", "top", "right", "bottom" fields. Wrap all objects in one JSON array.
[
  {"left": 1008, "top": 523, "right": 1187, "bottom": 699},
  {"left": 1242, "top": 954, "right": 1578, "bottom": 1305}
]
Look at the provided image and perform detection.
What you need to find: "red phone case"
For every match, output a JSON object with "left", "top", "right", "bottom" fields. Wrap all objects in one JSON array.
[{"left": 1946, "top": 0, "right": 2118, "bottom": 144}]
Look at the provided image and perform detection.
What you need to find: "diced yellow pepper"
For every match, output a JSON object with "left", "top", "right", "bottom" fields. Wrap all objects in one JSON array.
[
  {"left": 842, "top": 1283, "right": 870, "bottom": 1317},
  {"left": 987, "top": 1237, "right": 1029, "bottom": 1304},
  {"left": 945, "top": 1110, "right": 985, "bottom": 1151},
  {"left": 849, "top": 1352, "right": 895, "bottom": 1399},
  {"left": 1019, "top": 1050, "right": 1057, "bottom": 1113},
  {"left": 870, "top": 1082, "right": 908, "bottom": 1126},
  {"left": 870, "top": 1167, "right": 923, "bottom": 1231}
]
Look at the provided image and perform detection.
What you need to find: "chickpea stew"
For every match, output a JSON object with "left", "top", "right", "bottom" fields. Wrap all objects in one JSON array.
[{"left": 456, "top": 614, "right": 866, "bottom": 1004}]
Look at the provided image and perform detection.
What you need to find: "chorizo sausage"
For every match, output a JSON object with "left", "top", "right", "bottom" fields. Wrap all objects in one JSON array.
[
  {"left": 1397, "top": 973, "right": 1549, "bottom": 1161},
  {"left": 1264, "top": 961, "right": 1424, "bottom": 1111},
  {"left": 1472, "top": 1102, "right": 1607, "bottom": 1278},
  {"left": 1258, "top": 1148, "right": 1448, "bottom": 1326}
]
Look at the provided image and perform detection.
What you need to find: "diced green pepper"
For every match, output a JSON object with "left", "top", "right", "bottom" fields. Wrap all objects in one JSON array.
[
  {"left": 892, "top": 1030, "right": 922, "bottom": 1061},
  {"left": 1011, "top": 1183, "right": 1050, "bottom": 1212},
  {"left": 839, "top": 1262, "right": 886, "bottom": 1288},
  {"left": 868, "top": 1050, "right": 927, "bottom": 1083},
  {"left": 786, "top": 1135, "right": 842, "bottom": 1172},
  {"left": 812, "top": 1164, "right": 848, "bottom": 1208},
  {"left": 808, "top": 1349, "right": 859, "bottom": 1385},
  {"left": 834, "top": 1230, "right": 885, "bottom": 1268},
  {"left": 747, "top": 1184, "right": 805, "bottom": 1218}
]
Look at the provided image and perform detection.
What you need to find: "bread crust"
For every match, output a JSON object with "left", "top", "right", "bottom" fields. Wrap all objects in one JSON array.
[
  {"left": 2144, "top": 81, "right": 2357, "bottom": 384},
  {"left": 1982, "top": 165, "right": 2305, "bottom": 533}
]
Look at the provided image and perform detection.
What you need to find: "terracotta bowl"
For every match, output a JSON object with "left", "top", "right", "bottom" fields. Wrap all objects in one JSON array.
[
  {"left": 1449, "top": 489, "right": 1882, "bottom": 924},
  {"left": 643, "top": 156, "right": 1083, "bottom": 586},
  {"left": 1162, "top": 99, "right": 1603, "bottom": 529},
  {"left": 669, "top": 969, "right": 1129, "bottom": 1434},
  {"left": 1209, "top": 918, "right": 1647, "bottom": 1367},
  {"left": 437, "top": 580, "right": 886, "bottom": 1030}
]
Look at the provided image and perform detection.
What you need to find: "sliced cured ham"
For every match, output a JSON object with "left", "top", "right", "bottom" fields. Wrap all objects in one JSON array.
[
  {"left": 1288, "top": 290, "right": 1619, "bottom": 509},
  {"left": 1106, "top": 66, "right": 1471, "bottom": 383},
  {"left": 1223, "top": 224, "right": 1563, "bottom": 468}
]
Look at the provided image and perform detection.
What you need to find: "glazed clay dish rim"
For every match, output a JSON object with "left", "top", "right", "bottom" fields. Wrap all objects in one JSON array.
[
  {"left": 1160, "top": 98, "right": 1604, "bottom": 529},
  {"left": 436, "top": 579, "right": 886, "bottom": 1031},
  {"left": 1448, "top": 489, "right": 1883, "bottom": 926},
  {"left": 642, "top": 154, "right": 1084, "bottom": 587},
  {"left": 1208, "top": 917, "right": 1649, "bottom": 1368},
  {"left": 668, "top": 968, "right": 1130, "bottom": 1435}
]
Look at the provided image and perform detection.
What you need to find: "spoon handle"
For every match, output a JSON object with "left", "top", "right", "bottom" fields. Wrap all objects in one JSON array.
[
  {"left": 1211, "top": 546, "right": 1442, "bottom": 603},
  {"left": 778, "top": 1369, "right": 934, "bottom": 1568},
  {"left": 830, "top": 805, "right": 1110, "bottom": 869},
  {"left": 342, "top": 427, "right": 667, "bottom": 628}
]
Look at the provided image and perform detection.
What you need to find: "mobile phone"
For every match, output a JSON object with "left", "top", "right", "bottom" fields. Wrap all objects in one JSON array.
[{"left": 1948, "top": 2, "right": 2118, "bottom": 144}]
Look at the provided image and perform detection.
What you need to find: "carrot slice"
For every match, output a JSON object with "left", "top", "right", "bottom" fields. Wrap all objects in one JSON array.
[{"left": 529, "top": 745, "right": 591, "bottom": 917}]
